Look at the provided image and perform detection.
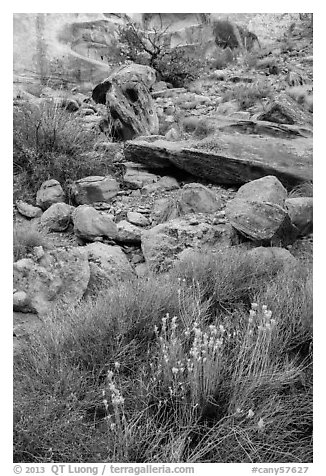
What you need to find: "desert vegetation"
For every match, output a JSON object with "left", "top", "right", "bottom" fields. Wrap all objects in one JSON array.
[
  {"left": 14, "top": 248, "right": 312, "bottom": 462},
  {"left": 13, "top": 13, "right": 313, "bottom": 464}
]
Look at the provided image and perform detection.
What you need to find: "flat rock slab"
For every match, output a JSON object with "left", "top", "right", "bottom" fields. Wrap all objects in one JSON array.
[{"left": 124, "top": 133, "right": 312, "bottom": 189}]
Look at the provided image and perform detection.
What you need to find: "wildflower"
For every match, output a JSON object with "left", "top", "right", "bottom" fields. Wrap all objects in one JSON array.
[
  {"left": 114, "top": 361, "right": 120, "bottom": 370},
  {"left": 258, "top": 418, "right": 265, "bottom": 430},
  {"left": 171, "top": 367, "right": 178, "bottom": 375},
  {"left": 251, "top": 303, "right": 258, "bottom": 310},
  {"left": 249, "top": 310, "right": 256, "bottom": 319},
  {"left": 270, "top": 318, "right": 277, "bottom": 326},
  {"left": 247, "top": 409, "right": 255, "bottom": 418},
  {"left": 107, "top": 370, "right": 114, "bottom": 380},
  {"left": 262, "top": 305, "right": 268, "bottom": 312},
  {"left": 110, "top": 423, "right": 116, "bottom": 431},
  {"left": 219, "top": 324, "right": 225, "bottom": 333}
]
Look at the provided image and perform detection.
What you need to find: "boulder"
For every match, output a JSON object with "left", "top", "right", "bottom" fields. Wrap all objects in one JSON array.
[
  {"left": 13, "top": 247, "right": 90, "bottom": 315},
  {"left": 151, "top": 183, "right": 222, "bottom": 224},
  {"left": 85, "top": 242, "right": 135, "bottom": 291},
  {"left": 142, "top": 175, "right": 180, "bottom": 194},
  {"left": 16, "top": 200, "right": 43, "bottom": 218},
  {"left": 123, "top": 162, "right": 158, "bottom": 189},
  {"left": 72, "top": 205, "right": 118, "bottom": 242},
  {"left": 127, "top": 211, "right": 150, "bottom": 227},
  {"left": 246, "top": 246, "right": 298, "bottom": 271},
  {"left": 225, "top": 176, "right": 297, "bottom": 245},
  {"left": 124, "top": 135, "right": 312, "bottom": 189},
  {"left": 92, "top": 64, "right": 159, "bottom": 140},
  {"left": 256, "top": 94, "right": 312, "bottom": 126},
  {"left": 71, "top": 175, "right": 120, "bottom": 205},
  {"left": 117, "top": 220, "right": 142, "bottom": 244},
  {"left": 285, "top": 197, "right": 313, "bottom": 236},
  {"left": 40, "top": 203, "right": 73, "bottom": 231},
  {"left": 36, "top": 179, "right": 65, "bottom": 210},
  {"left": 141, "top": 216, "right": 233, "bottom": 272}
]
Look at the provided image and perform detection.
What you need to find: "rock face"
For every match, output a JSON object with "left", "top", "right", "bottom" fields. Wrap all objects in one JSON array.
[
  {"left": 13, "top": 247, "right": 90, "bottom": 314},
  {"left": 285, "top": 197, "right": 313, "bottom": 236},
  {"left": 152, "top": 183, "right": 222, "bottom": 224},
  {"left": 36, "top": 179, "right": 65, "bottom": 210},
  {"left": 16, "top": 201, "right": 43, "bottom": 218},
  {"left": 124, "top": 134, "right": 312, "bottom": 189},
  {"left": 72, "top": 205, "right": 118, "bottom": 242},
  {"left": 85, "top": 242, "right": 134, "bottom": 291},
  {"left": 225, "top": 176, "right": 297, "bottom": 245},
  {"left": 71, "top": 175, "right": 120, "bottom": 204},
  {"left": 40, "top": 203, "right": 73, "bottom": 231},
  {"left": 141, "top": 216, "right": 233, "bottom": 272},
  {"left": 92, "top": 64, "right": 159, "bottom": 140}
]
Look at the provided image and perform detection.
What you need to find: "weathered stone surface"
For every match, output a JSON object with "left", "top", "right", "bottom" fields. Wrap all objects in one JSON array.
[
  {"left": 123, "top": 162, "right": 158, "bottom": 189},
  {"left": 225, "top": 176, "right": 297, "bottom": 245},
  {"left": 71, "top": 175, "right": 120, "bottom": 204},
  {"left": 285, "top": 197, "right": 313, "bottom": 236},
  {"left": 141, "top": 216, "right": 232, "bottom": 272},
  {"left": 16, "top": 200, "right": 43, "bottom": 218},
  {"left": 127, "top": 211, "right": 149, "bottom": 227},
  {"left": 40, "top": 203, "right": 73, "bottom": 231},
  {"left": 124, "top": 134, "right": 312, "bottom": 188},
  {"left": 151, "top": 183, "right": 222, "bottom": 224},
  {"left": 142, "top": 175, "right": 180, "bottom": 194},
  {"left": 13, "top": 247, "right": 90, "bottom": 314},
  {"left": 36, "top": 179, "right": 65, "bottom": 210},
  {"left": 92, "top": 64, "right": 159, "bottom": 140},
  {"left": 246, "top": 246, "right": 298, "bottom": 271},
  {"left": 85, "top": 242, "right": 134, "bottom": 291},
  {"left": 117, "top": 220, "right": 142, "bottom": 244},
  {"left": 256, "top": 94, "right": 313, "bottom": 126},
  {"left": 72, "top": 205, "right": 118, "bottom": 242}
]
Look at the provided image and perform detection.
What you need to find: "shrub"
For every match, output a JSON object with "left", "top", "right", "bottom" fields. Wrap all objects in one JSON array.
[
  {"left": 14, "top": 249, "right": 312, "bottom": 463},
  {"left": 13, "top": 223, "right": 46, "bottom": 261},
  {"left": 13, "top": 101, "right": 111, "bottom": 197},
  {"left": 222, "top": 81, "right": 272, "bottom": 110}
]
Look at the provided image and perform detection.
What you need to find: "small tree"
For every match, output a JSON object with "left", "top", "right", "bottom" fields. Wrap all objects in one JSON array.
[{"left": 117, "top": 20, "right": 203, "bottom": 87}]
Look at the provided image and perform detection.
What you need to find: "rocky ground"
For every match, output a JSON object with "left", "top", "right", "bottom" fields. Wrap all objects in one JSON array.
[{"left": 13, "top": 17, "right": 313, "bottom": 351}]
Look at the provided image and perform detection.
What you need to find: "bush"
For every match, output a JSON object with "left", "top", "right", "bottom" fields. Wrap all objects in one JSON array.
[
  {"left": 222, "top": 81, "right": 273, "bottom": 110},
  {"left": 13, "top": 101, "right": 112, "bottom": 197},
  {"left": 14, "top": 249, "right": 312, "bottom": 462},
  {"left": 13, "top": 223, "right": 46, "bottom": 261}
]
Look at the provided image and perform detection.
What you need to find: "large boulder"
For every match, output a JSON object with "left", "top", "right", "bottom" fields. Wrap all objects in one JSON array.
[
  {"left": 72, "top": 205, "right": 118, "bottom": 242},
  {"left": 141, "top": 215, "right": 233, "bottom": 272},
  {"left": 85, "top": 242, "right": 135, "bottom": 292},
  {"left": 40, "top": 203, "right": 74, "bottom": 231},
  {"left": 225, "top": 176, "right": 297, "bottom": 245},
  {"left": 124, "top": 135, "right": 312, "bottom": 189},
  {"left": 285, "top": 197, "right": 313, "bottom": 236},
  {"left": 92, "top": 64, "right": 159, "bottom": 140},
  {"left": 152, "top": 183, "right": 222, "bottom": 224},
  {"left": 16, "top": 200, "right": 43, "bottom": 218},
  {"left": 256, "top": 94, "right": 313, "bottom": 126},
  {"left": 36, "top": 179, "right": 65, "bottom": 210},
  {"left": 13, "top": 247, "right": 90, "bottom": 314},
  {"left": 71, "top": 175, "right": 120, "bottom": 205}
]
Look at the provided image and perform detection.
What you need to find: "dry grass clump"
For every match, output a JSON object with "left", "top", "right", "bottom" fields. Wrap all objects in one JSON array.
[
  {"left": 288, "top": 181, "right": 313, "bottom": 198},
  {"left": 14, "top": 248, "right": 312, "bottom": 463},
  {"left": 181, "top": 117, "right": 217, "bottom": 139},
  {"left": 13, "top": 223, "right": 46, "bottom": 261},
  {"left": 222, "top": 81, "right": 273, "bottom": 110}
]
